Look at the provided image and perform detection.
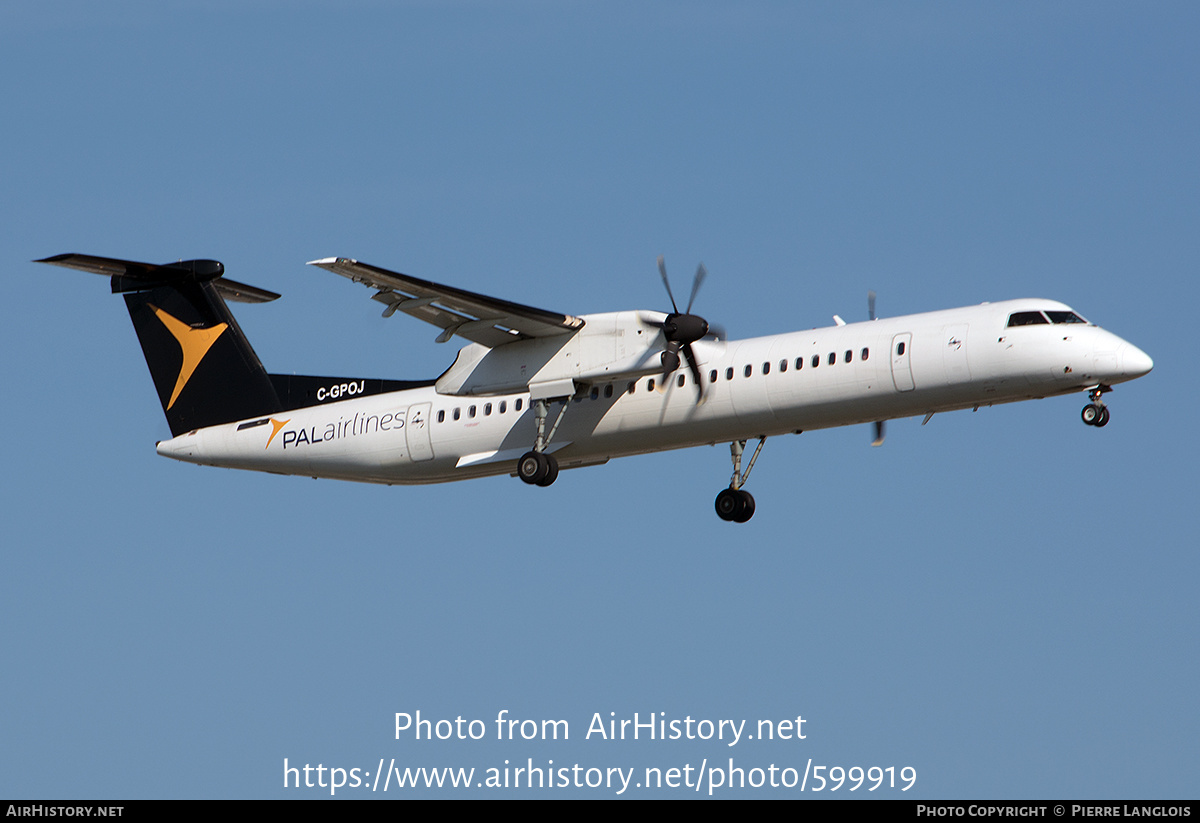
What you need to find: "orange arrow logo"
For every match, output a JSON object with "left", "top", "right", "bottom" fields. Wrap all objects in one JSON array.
[
  {"left": 265, "top": 418, "right": 290, "bottom": 449},
  {"left": 149, "top": 305, "right": 228, "bottom": 409}
]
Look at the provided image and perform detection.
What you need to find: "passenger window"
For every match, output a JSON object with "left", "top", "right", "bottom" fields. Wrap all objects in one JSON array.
[
  {"left": 604, "top": 385, "right": 613, "bottom": 398},
  {"left": 779, "top": 359, "right": 787, "bottom": 373},
  {"left": 795, "top": 357, "right": 803, "bottom": 370},
  {"left": 1007, "top": 311, "right": 1049, "bottom": 327},
  {"left": 710, "top": 369, "right": 718, "bottom": 383},
  {"left": 861, "top": 347, "right": 869, "bottom": 361},
  {"left": 726, "top": 367, "right": 734, "bottom": 381},
  {"left": 828, "top": 352, "right": 836, "bottom": 366},
  {"left": 515, "top": 399, "right": 523, "bottom": 411},
  {"left": 762, "top": 362, "right": 770, "bottom": 375},
  {"left": 437, "top": 410, "right": 445, "bottom": 423},
  {"left": 468, "top": 405, "right": 476, "bottom": 418},
  {"left": 845, "top": 350, "right": 852, "bottom": 363},
  {"left": 628, "top": 382, "right": 636, "bottom": 394},
  {"left": 590, "top": 387, "right": 599, "bottom": 400},
  {"left": 500, "top": 401, "right": 507, "bottom": 413},
  {"left": 648, "top": 378, "right": 655, "bottom": 391},
  {"left": 744, "top": 365, "right": 752, "bottom": 378},
  {"left": 812, "top": 354, "right": 820, "bottom": 368},
  {"left": 484, "top": 403, "right": 492, "bottom": 416},
  {"left": 897, "top": 342, "right": 905, "bottom": 356},
  {"left": 453, "top": 408, "right": 461, "bottom": 421},
  {"left": 677, "top": 374, "right": 685, "bottom": 387}
]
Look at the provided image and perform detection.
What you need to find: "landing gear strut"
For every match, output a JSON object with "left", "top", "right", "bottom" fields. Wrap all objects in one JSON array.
[
  {"left": 1081, "top": 385, "right": 1111, "bottom": 428},
  {"left": 517, "top": 397, "right": 569, "bottom": 486},
  {"left": 715, "top": 437, "right": 765, "bottom": 522}
]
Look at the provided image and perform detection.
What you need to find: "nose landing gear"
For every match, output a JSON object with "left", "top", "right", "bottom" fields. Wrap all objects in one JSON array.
[{"left": 1081, "top": 385, "right": 1111, "bottom": 428}]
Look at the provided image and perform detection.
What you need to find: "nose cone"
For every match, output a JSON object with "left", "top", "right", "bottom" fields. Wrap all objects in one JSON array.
[{"left": 1120, "top": 343, "right": 1154, "bottom": 379}]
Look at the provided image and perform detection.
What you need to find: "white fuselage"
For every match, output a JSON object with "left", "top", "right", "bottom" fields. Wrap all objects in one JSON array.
[{"left": 155, "top": 298, "right": 1153, "bottom": 484}]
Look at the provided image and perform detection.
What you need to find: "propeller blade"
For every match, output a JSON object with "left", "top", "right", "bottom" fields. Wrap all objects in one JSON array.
[
  {"left": 868, "top": 290, "right": 877, "bottom": 321},
  {"left": 660, "top": 342, "right": 681, "bottom": 377},
  {"left": 685, "top": 262, "right": 707, "bottom": 314},
  {"left": 657, "top": 255, "right": 679, "bottom": 313},
  {"left": 871, "top": 419, "right": 885, "bottom": 447},
  {"left": 682, "top": 342, "right": 705, "bottom": 402}
]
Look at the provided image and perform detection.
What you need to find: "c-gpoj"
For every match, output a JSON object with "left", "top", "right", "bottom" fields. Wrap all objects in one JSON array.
[{"left": 37, "top": 253, "right": 1152, "bottom": 522}]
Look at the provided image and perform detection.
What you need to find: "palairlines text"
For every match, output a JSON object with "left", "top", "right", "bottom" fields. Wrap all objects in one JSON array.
[{"left": 280, "top": 410, "right": 404, "bottom": 449}]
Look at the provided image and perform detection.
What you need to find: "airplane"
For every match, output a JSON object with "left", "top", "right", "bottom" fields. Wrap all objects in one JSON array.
[{"left": 36, "top": 252, "right": 1153, "bottom": 522}]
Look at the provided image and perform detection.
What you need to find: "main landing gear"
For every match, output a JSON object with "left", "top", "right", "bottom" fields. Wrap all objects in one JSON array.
[
  {"left": 1081, "top": 385, "right": 1111, "bottom": 428},
  {"left": 715, "top": 437, "right": 766, "bottom": 523},
  {"left": 517, "top": 397, "right": 569, "bottom": 487}
]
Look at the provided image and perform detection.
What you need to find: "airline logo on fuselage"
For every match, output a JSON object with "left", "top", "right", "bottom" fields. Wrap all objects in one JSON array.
[{"left": 268, "top": 409, "right": 405, "bottom": 450}]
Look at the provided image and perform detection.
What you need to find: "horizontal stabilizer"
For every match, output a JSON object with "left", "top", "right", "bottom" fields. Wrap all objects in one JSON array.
[{"left": 35, "top": 253, "right": 280, "bottom": 303}]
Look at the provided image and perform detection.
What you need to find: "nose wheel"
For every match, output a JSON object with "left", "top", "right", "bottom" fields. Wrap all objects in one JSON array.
[
  {"left": 1081, "top": 403, "right": 1109, "bottom": 427},
  {"left": 1081, "top": 385, "right": 1111, "bottom": 428}
]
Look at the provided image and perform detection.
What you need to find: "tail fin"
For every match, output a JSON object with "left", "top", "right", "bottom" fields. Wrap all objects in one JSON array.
[{"left": 37, "top": 253, "right": 284, "bottom": 436}]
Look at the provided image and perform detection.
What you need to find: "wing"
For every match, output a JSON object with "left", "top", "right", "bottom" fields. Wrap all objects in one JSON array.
[{"left": 308, "top": 257, "right": 584, "bottom": 348}]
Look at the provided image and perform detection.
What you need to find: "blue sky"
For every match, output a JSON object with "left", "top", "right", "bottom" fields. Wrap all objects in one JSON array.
[{"left": 2, "top": 1, "right": 1196, "bottom": 798}]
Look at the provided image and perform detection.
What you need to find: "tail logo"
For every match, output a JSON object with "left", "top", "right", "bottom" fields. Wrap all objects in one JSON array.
[{"left": 149, "top": 305, "right": 228, "bottom": 409}]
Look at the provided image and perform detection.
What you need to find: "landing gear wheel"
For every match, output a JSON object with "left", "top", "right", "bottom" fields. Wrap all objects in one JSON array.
[
  {"left": 1095, "top": 406, "right": 1110, "bottom": 427},
  {"left": 715, "top": 488, "right": 756, "bottom": 522},
  {"left": 535, "top": 453, "right": 559, "bottom": 486},
  {"left": 715, "top": 488, "right": 741, "bottom": 521},
  {"left": 732, "top": 489, "right": 755, "bottom": 523},
  {"left": 1081, "top": 404, "right": 1101, "bottom": 426},
  {"left": 517, "top": 451, "right": 549, "bottom": 485}
]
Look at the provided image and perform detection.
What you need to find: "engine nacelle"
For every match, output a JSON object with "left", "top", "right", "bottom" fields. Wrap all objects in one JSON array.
[{"left": 435, "top": 311, "right": 673, "bottom": 397}]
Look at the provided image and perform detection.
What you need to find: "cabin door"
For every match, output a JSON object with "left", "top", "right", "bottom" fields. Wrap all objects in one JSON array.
[
  {"left": 405, "top": 402, "right": 435, "bottom": 462},
  {"left": 890, "top": 333, "right": 915, "bottom": 392}
]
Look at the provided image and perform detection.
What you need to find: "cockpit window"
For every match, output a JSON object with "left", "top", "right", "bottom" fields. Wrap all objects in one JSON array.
[
  {"left": 1006, "top": 311, "right": 1050, "bottom": 327},
  {"left": 1045, "top": 310, "right": 1087, "bottom": 325}
]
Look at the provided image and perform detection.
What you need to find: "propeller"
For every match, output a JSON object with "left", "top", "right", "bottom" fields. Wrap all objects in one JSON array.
[
  {"left": 651, "top": 255, "right": 711, "bottom": 400},
  {"left": 869, "top": 289, "right": 884, "bottom": 446},
  {"left": 872, "top": 419, "right": 886, "bottom": 447}
]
